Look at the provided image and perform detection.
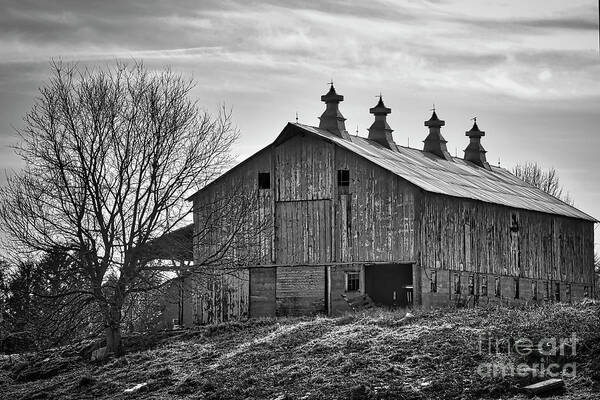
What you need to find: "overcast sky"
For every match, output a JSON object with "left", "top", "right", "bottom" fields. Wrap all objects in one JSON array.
[{"left": 0, "top": 0, "right": 599, "bottom": 246}]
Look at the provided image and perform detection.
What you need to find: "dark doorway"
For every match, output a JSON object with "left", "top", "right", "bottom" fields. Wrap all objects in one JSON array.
[
  {"left": 365, "top": 263, "right": 413, "bottom": 307},
  {"left": 249, "top": 267, "right": 276, "bottom": 317}
]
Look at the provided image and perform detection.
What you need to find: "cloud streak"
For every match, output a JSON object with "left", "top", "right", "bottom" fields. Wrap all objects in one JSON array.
[{"left": 0, "top": 0, "right": 599, "bottom": 230}]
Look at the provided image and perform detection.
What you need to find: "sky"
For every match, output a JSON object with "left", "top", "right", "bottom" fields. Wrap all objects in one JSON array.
[{"left": 0, "top": 0, "right": 599, "bottom": 249}]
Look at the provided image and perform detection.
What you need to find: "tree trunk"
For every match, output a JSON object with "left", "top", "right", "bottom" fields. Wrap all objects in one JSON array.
[
  {"left": 105, "top": 324, "right": 122, "bottom": 355},
  {"left": 104, "top": 304, "right": 123, "bottom": 356}
]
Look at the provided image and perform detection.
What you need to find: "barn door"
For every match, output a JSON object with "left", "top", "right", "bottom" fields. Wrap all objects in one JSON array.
[{"left": 275, "top": 200, "right": 332, "bottom": 264}]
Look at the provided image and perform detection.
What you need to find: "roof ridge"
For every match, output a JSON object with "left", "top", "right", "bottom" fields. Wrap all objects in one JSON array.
[{"left": 293, "top": 124, "right": 596, "bottom": 222}]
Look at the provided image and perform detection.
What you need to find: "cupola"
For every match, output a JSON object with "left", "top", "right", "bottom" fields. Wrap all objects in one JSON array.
[
  {"left": 423, "top": 108, "right": 452, "bottom": 161},
  {"left": 463, "top": 118, "right": 491, "bottom": 169},
  {"left": 318, "top": 83, "right": 350, "bottom": 139},
  {"left": 367, "top": 95, "right": 397, "bottom": 151}
]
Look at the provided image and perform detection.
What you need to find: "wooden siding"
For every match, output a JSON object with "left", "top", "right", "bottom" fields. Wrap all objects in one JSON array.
[
  {"left": 191, "top": 269, "right": 249, "bottom": 324},
  {"left": 275, "top": 200, "right": 332, "bottom": 264},
  {"left": 334, "top": 147, "right": 416, "bottom": 263},
  {"left": 415, "top": 192, "right": 595, "bottom": 285},
  {"left": 192, "top": 149, "right": 273, "bottom": 323},
  {"left": 193, "top": 148, "right": 273, "bottom": 266},
  {"left": 275, "top": 134, "right": 334, "bottom": 201}
]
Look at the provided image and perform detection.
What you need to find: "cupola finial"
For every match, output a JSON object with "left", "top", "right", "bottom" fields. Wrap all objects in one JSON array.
[
  {"left": 367, "top": 94, "right": 397, "bottom": 151},
  {"left": 463, "top": 118, "right": 491, "bottom": 169},
  {"left": 318, "top": 82, "right": 349, "bottom": 139},
  {"left": 423, "top": 106, "right": 452, "bottom": 161}
]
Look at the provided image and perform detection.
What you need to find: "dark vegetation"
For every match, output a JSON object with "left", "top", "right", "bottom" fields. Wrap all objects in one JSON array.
[
  {"left": 1, "top": 302, "right": 599, "bottom": 399},
  {"left": 0, "top": 248, "right": 167, "bottom": 354}
]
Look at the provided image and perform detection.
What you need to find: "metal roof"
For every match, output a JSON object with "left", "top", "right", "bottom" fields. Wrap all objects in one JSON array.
[{"left": 292, "top": 123, "right": 596, "bottom": 222}]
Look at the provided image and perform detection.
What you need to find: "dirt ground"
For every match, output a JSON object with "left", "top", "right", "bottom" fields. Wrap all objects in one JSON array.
[{"left": 2, "top": 302, "right": 599, "bottom": 399}]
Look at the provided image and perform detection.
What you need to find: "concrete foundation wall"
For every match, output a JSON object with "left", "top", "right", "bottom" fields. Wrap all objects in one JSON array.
[
  {"left": 419, "top": 265, "right": 592, "bottom": 308},
  {"left": 276, "top": 266, "right": 326, "bottom": 316}
]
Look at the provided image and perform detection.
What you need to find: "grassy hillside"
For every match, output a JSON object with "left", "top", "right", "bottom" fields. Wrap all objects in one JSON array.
[{"left": 2, "top": 302, "right": 600, "bottom": 399}]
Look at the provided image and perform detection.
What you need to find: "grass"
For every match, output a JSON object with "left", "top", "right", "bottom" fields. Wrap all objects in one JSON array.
[{"left": 1, "top": 301, "right": 599, "bottom": 399}]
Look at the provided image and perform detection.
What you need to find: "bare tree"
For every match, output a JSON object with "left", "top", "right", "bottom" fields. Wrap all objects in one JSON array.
[
  {"left": 0, "top": 61, "right": 239, "bottom": 355},
  {"left": 512, "top": 161, "right": 573, "bottom": 205}
]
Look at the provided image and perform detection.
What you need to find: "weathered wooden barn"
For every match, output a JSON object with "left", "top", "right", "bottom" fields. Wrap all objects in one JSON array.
[{"left": 181, "top": 84, "right": 596, "bottom": 324}]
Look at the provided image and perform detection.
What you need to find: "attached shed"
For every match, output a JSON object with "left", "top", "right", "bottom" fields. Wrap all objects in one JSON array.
[{"left": 185, "top": 85, "right": 596, "bottom": 323}]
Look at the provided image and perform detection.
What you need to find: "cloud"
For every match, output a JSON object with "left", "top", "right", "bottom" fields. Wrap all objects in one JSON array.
[
  {"left": 538, "top": 69, "right": 552, "bottom": 81},
  {"left": 0, "top": 0, "right": 598, "bottom": 102},
  {"left": 451, "top": 16, "right": 598, "bottom": 33},
  {"left": 515, "top": 17, "right": 598, "bottom": 31}
]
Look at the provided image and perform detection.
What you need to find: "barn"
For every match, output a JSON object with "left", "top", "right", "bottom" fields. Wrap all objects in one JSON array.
[{"left": 179, "top": 84, "right": 596, "bottom": 325}]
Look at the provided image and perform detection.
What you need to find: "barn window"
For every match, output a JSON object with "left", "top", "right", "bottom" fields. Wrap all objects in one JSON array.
[
  {"left": 531, "top": 281, "right": 537, "bottom": 300},
  {"left": 510, "top": 213, "right": 519, "bottom": 232},
  {"left": 494, "top": 277, "right": 501, "bottom": 297},
  {"left": 346, "top": 272, "right": 360, "bottom": 292},
  {"left": 514, "top": 278, "right": 520, "bottom": 299},
  {"left": 337, "top": 169, "right": 350, "bottom": 194},
  {"left": 258, "top": 172, "right": 270, "bottom": 189},
  {"left": 468, "top": 275, "right": 475, "bottom": 295},
  {"left": 481, "top": 276, "right": 488, "bottom": 296},
  {"left": 454, "top": 273, "right": 461, "bottom": 294},
  {"left": 337, "top": 169, "right": 350, "bottom": 186},
  {"left": 430, "top": 269, "right": 437, "bottom": 293},
  {"left": 554, "top": 282, "right": 560, "bottom": 302}
]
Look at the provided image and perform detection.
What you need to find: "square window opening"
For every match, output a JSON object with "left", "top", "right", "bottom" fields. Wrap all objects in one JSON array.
[
  {"left": 258, "top": 172, "right": 270, "bottom": 189},
  {"left": 430, "top": 269, "right": 437, "bottom": 293},
  {"left": 337, "top": 169, "right": 350, "bottom": 187},
  {"left": 454, "top": 273, "right": 461, "bottom": 295},
  {"left": 346, "top": 272, "right": 360, "bottom": 292}
]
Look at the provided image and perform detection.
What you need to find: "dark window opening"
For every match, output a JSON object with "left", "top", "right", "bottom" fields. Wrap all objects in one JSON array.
[
  {"left": 532, "top": 281, "right": 537, "bottom": 300},
  {"left": 510, "top": 213, "right": 519, "bottom": 233},
  {"left": 468, "top": 274, "right": 475, "bottom": 295},
  {"left": 337, "top": 169, "right": 350, "bottom": 194},
  {"left": 258, "top": 172, "right": 270, "bottom": 189},
  {"left": 337, "top": 169, "right": 350, "bottom": 186},
  {"left": 554, "top": 282, "right": 560, "bottom": 302},
  {"left": 481, "top": 277, "right": 488, "bottom": 296},
  {"left": 495, "top": 277, "right": 501, "bottom": 297},
  {"left": 454, "top": 273, "right": 461, "bottom": 295},
  {"left": 430, "top": 269, "right": 437, "bottom": 293},
  {"left": 346, "top": 272, "right": 360, "bottom": 292},
  {"left": 514, "top": 278, "right": 520, "bottom": 299}
]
